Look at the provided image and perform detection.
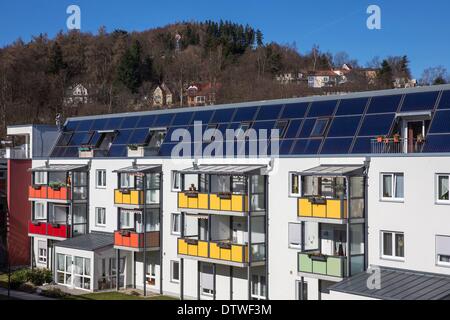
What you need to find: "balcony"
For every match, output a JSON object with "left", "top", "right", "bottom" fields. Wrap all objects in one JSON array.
[
  {"left": 28, "top": 221, "right": 71, "bottom": 239},
  {"left": 29, "top": 186, "right": 71, "bottom": 201},
  {"left": 298, "top": 197, "right": 347, "bottom": 221},
  {"left": 371, "top": 137, "right": 424, "bottom": 154},
  {"left": 298, "top": 252, "right": 347, "bottom": 280},
  {"left": 178, "top": 192, "right": 249, "bottom": 214},
  {"left": 114, "top": 230, "right": 160, "bottom": 251},
  {"left": 178, "top": 238, "right": 259, "bottom": 266},
  {"left": 114, "top": 189, "right": 145, "bottom": 206}
]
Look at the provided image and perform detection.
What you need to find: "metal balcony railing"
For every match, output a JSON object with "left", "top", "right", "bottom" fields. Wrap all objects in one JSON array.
[{"left": 371, "top": 138, "right": 424, "bottom": 154}]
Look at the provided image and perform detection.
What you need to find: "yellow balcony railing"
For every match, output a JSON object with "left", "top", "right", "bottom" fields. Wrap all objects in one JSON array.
[
  {"left": 177, "top": 238, "right": 249, "bottom": 264},
  {"left": 115, "top": 189, "right": 145, "bottom": 205},
  {"left": 298, "top": 198, "right": 347, "bottom": 219},
  {"left": 178, "top": 192, "right": 249, "bottom": 213}
]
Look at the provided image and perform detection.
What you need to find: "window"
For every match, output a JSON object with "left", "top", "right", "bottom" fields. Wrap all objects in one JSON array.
[
  {"left": 171, "top": 213, "right": 181, "bottom": 235},
  {"left": 96, "top": 170, "right": 106, "bottom": 188},
  {"left": 310, "top": 118, "right": 329, "bottom": 137},
  {"left": 251, "top": 275, "right": 267, "bottom": 300},
  {"left": 34, "top": 172, "right": 47, "bottom": 185},
  {"left": 38, "top": 241, "right": 47, "bottom": 264},
  {"left": 95, "top": 207, "right": 106, "bottom": 227},
  {"left": 73, "top": 257, "right": 91, "bottom": 290},
  {"left": 171, "top": 171, "right": 181, "bottom": 192},
  {"left": 148, "top": 129, "right": 167, "bottom": 149},
  {"left": 200, "top": 264, "right": 214, "bottom": 296},
  {"left": 34, "top": 202, "right": 46, "bottom": 220},
  {"left": 120, "top": 173, "right": 134, "bottom": 189},
  {"left": 381, "top": 173, "right": 404, "bottom": 200},
  {"left": 120, "top": 209, "right": 133, "bottom": 229},
  {"left": 288, "top": 223, "right": 302, "bottom": 249},
  {"left": 437, "top": 174, "right": 450, "bottom": 203},
  {"left": 381, "top": 231, "right": 405, "bottom": 260},
  {"left": 436, "top": 235, "right": 450, "bottom": 267},
  {"left": 170, "top": 260, "right": 180, "bottom": 283},
  {"left": 289, "top": 173, "right": 301, "bottom": 197}
]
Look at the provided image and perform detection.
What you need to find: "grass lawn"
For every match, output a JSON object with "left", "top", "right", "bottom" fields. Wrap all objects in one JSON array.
[{"left": 65, "top": 292, "right": 178, "bottom": 300}]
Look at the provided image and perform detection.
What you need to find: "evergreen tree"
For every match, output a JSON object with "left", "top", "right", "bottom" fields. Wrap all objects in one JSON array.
[
  {"left": 48, "top": 42, "right": 66, "bottom": 74},
  {"left": 433, "top": 76, "right": 447, "bottom": 85},
  {"left": 116, "top": 40, "right": 143, "bottom": 93},
  {"left": 378, "top": 59, "right": 393, "bottom": 87},
  {"left": 256, "top": 29, "right": 264, "bottom": 47}
]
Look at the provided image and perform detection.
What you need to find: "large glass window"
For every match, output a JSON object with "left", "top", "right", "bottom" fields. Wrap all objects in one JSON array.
[
  {"left": 251, "top": 275, "right": 267, "bottom": 300},
  {"left": 120, "top": 173, "right": 134, "bottom": 189},
  {"left": 34, "top": 202, "right": 46, "bottom": 220},
  {"left": 146, "top": 173, "right": 160, "bottom": 204},
  {"left": 381, "top": 231, "right": 404, "bottom": 260},
  {"left": 437, "top": 175, "right": 450, "bottom": 203},
  {"left": 73, "top": 257, "right": 91, "bottom": 290},
  {"left": 381, "top": 173, "right": 404, "bottom": 200},
  {"left": 251, "top": 175, "right": 265, "bottom": 211}
]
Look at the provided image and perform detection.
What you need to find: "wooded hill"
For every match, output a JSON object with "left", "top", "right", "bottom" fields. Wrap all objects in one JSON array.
[{"left": 0, "top": 20, "right": 412, "bottom": 136}]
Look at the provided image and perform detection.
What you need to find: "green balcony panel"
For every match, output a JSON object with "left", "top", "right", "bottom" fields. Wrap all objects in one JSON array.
[
  {"left": 299, "top": 254, "right": 313, "bottom": 273},
  {"left": 327, "top": 257, "right": 344, "bottom": 277},
  {"left": 312, "top": 260, "right": 327, "bottom": 275}
]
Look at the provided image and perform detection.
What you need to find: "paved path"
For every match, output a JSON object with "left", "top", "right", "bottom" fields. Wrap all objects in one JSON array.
[{"left": 0, "top": 287, "right": 55, "bottom": 300}]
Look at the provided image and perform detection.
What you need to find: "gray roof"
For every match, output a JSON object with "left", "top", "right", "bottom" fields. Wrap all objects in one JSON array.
[
  {"left": 113, "top": 164, "right": 161, "bottom": 174},
  {"left": 180, "top": 164, "right": 267, "bottom": 175},
  {"left": 30, "top": 164, "right": 88, "bottom": 172},
  {"left": 299, "top": 164, "right": 365, "bottom": 176},
  {"left": 330, "top": 266, "right": 450, "bottom": 300},
  {"left": 55, "top": 232, "right": 114, "bottom": 252}
]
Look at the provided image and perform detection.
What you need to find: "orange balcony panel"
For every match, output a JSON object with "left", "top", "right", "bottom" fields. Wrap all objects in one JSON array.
[{"left": 114, "top": 231, "right": 160, "bottom": 249}]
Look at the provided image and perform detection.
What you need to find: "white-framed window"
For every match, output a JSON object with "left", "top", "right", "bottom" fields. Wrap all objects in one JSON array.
[
  {"left": 288, "top": 222, "right": 302, "bottom": 249},
  {"left": 56, "top": 254, "right": 72, "bottom": 286},
  {"left": 251, "top": 274, "right": 267, "bottom": 300},
  {"left": 436, "top": 235, "right": 450, "bottom": 267},
  {"left": 73, "top": 256, "right": 91, "bottom": 290},
  {"left": 34, "top": 202, "right": 46, "bottom": 220},
  {"left": 120, "top": 209, "right": 133, "bottom": 229},
  {"left": 170, "top": 260, "right": 180, "bottom": 283},
  {"left": 120, "top": 173, "right": 134, "bottom": 189},
  {"left": 381, "top": 231, "right": 405, "bottom": 260},
  {"left": 38, "top": 240, "right": 47, "bottom": 264},
  {"left": 381, "top": 173, "right": 404, "bottom": 201},
  {"left": 200, "top": 263, "right": 214, "bottom": 297},
  {"left": 96, "top": 170, "right": 106, "bottom": 188},
  {"left": 171, "top": 171, "right": 181, "bottom": 192},
  {"left": 289, "top": 172, "right": 301, "bottom": 197},
  {"left": 436, "top": 174, "right": 450, "bottom": 204},
  {"left": 95, "top": 207, "right": 106, "bottom": 227},
  {"left": 171, "top": 213, "right": 181, "bottom": 235},
  {"left": 34, "top": 172, "right": 47, "bottom": 185}
]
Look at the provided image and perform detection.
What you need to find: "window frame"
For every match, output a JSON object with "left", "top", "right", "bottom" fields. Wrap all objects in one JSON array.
[
  {"left": 310, "top": 118, "right": 330, "bottom": 137},
  {"left": 170, "top": 260, "right": 180, "bottom": 283},
  {"left": 34, "top": 172, "right": 47, "bottom": 185},
  {"left": 171, "top": 171, "right": 181, "bottom": 192},
  {"left": 288, "top": 222, "right": 302, "bottom": 249},
  {"left": 381, "top": 231, "right": 405, "bottom": 261},
  {"left": 436, "top": 174, "right": 450, "bottom": 204},
  {"left": 38, "top": 241, "right": 47, "bottom": 264},
  {"left": 380, "top": 173, "right": 404, "bottom": 202},
  {"left": 436, "top": 235, "right": 450, "bottom": 267},
  {"left": 96, "top": 169, "right": 107, "bottom": 189},
  {"left": 34, "top": 202, "right": 46, "bottom": 220},
  {"left": 289, "top": 172, "right": 301, "bottom": 197},
  {"left": 95, "top": 207, "right": 106, "bottom": 227},
  {"left": 171, "top": 213, "right": 181, "bottom": 235}
]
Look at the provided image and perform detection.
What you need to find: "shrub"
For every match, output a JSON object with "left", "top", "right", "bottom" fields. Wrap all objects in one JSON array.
[
  {"left": 17, "top": 282, "right": 36, "bottom": 293},
  {"left": 10, "top": 269, "right": 30, "bottom": 289},
  {"left": 40, "top": 287, "right": 67, "bottom": 299},
  {"left": 28, "top": 269, "right": 53, "bottom": 286}
]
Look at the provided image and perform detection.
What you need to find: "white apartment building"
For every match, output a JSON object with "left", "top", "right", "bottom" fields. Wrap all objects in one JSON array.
[{"left": 9, "top": 84, "right": 450, "bottom": 300}]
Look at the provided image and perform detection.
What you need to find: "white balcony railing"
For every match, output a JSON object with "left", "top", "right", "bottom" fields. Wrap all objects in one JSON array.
[{"left": 371, "top": 138, "right": 424, "bottom": 154}]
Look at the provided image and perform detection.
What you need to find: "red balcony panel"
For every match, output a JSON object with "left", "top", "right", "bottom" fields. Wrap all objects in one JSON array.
[
  {"left": 29, "top": 186, "right": 71, "bottom": 201},
  {"left": 114, "top": 231, "right": 160, "bottom": 249},
  {"left": 29, "top": 186, "right": 47, "bottom": 199},
  {"left": 47, "top": 187, "right": 71, "bottom": 201},
  {"left": 28, "top": 221, "right": 70, "bottom": 239},
  {"left": 28, "top": 221, "right": 47, "bottom": 235}
]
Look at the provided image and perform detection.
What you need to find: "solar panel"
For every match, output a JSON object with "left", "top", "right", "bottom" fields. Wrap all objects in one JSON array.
[
  {"left": 77, "top": 120, "right": 93, "bottom": 132},
  {"left": 298, "top": 119, "right": 315, "bottom": 138},
  {"left": 290, "top": 139, "right": 308, "bottom": 154},
  {"left": 154, "top": 114, "right": 174, "bottom": 127},
  {"left": 172, "top": 112, "right": 193, "bottom": 126},
  {"left": 68, "top": 132, "right": 92, "bottom": 146},
  {"left": 279, "top": 139, "right": 294, "bottom": 154},
  {"left": 366, "top": 95, "right": 402, "bottom": 114},
  {"left": 104, "top": 117, "right": 123, "bottom": 130},
  {"left": 112, "top": 129, "right": 133, "bottom": 145},
  {"left": 336, "top": 98, "right": 368, "bottom": 116},
  {"left": 358, "top": 113, "right": 395, "bottom": 136},
  {"left": 423, "top": 134, "right": 450, "bottom": 152},
  {"left": 321, "top": 138, "right": 353, "bottom": 154},
  {"left": 438, "top": 91, "right": 450, "bottom": 110},
  {"left": 304, "top": 139, "right": 322, "bottom": 154},
  {"left": 91, "top": 118, "right": 108, "bottom": 131},
  {"left": 65, "top": 121, "right": 80, "bottom": 132},
  {"left": 281, "top": 103, "right": 308, "bottom": 119},
  {"left": 120, "top": 116, "right": 140, "bottom": 129},
  {"left": 328, "top": 116, "right": 362, "bottom": 137},
  {"left": 256, "top": 104, "right": 283, "bottom": 121},
  {"left": 212, "top": 109, "right": 234, "bottom": 123},
  {"left": 191, "top": 111, "right": 213, "bottom": 124},
  {"left": 429, "top": 110, "right": 450, "bottom": 134},
  {"left": 137, "top": 115, "right": 156, "bottom": 128},
  {"left": 232, "top": 107, "right": 258, "bottom": 122},
  {"left": 307, "top": 100, "right": 337, "bottom": 117},
  {"left": 401, "top": 91, "right": 439, "bottom": 112},
  {"left": 108, "top": 145, "right": 127, "bottom": 157},
  {"left": 285, "top": 120, "right": 302, "bottom": 139}
]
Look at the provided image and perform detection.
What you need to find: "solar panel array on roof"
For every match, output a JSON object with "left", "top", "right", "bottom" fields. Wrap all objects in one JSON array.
[{"left": 50, "top": 88, "right": 450, "bottom": 158}]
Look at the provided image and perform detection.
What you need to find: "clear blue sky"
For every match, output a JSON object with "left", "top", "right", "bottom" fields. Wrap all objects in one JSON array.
[{"left": 0, "top": 0, "right": 449, "bottom": 78}]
